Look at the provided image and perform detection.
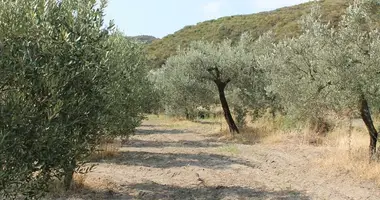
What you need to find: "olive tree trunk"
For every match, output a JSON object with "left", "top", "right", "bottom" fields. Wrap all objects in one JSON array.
[
  {"left": 359, "top": 95, "right": 378, "bottom": 161},
  {"left": 215, "top": 80, "right": 239, "bottom": 134},
  {"left": 63, "top": 159, "right": 76, "bottom": 190}
]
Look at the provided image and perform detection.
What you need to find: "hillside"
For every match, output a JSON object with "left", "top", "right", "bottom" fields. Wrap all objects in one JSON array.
[
  {"left": 146, "top": 0, "right": 352, "bottom": 68},
  {"left": 129, "top": 35, "right": 158, "bottom": 44}
]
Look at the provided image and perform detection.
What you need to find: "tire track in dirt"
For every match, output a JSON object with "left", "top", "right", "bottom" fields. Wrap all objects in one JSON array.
[{"left": 70, "top": 118, "right": 380, "bottom": 200}]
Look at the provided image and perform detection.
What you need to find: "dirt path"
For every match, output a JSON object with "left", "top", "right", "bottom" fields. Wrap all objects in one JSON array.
[{"left": 70, "top": 118, "right": 380, "bottom": 200}]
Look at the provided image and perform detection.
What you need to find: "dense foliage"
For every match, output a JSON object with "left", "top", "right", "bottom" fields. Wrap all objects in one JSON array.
[
  {"left": 104, "top": 33, "right": 157, "bottom": 137},
  {"left": 0, "top": 0, "right": 154, "bottom": 198}
]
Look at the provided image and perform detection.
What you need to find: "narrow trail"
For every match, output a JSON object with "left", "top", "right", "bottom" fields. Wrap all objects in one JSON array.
[{"left": 74, "top": 117, "right": 380, "bottom": 200}]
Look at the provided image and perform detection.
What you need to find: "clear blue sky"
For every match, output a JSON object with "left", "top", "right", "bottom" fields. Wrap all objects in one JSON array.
[{"left": 105, "top": 0, "right": 310, "bottom": 38}]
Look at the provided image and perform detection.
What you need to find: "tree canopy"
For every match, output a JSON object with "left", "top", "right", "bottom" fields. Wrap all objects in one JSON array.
[
  {"left": 154, "top": 34, "right": 266, "bottom": 133},
  {"left": 0, "top": 0, "right": 155, "bottom": 198}
]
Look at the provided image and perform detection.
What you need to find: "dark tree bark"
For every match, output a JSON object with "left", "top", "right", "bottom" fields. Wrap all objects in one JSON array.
[
  {"left": 359, "top": 95, "right": 378, "bottom": 161},
  {"left": 63, "top": 159, "right": 76, "bottom": 190},
  {"left": 185, "top": 108, "right": 191, "bottom": 120},
  {"left": 215, "top": 80, "right": 239, "bottom": 134}
]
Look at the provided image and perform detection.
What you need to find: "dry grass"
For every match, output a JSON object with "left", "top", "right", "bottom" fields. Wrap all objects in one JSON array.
[
  {"left": 146, "top": 114, "right": 202, "bottom": 128},
  {"left": 217, "top": 113, "right": 380, "bottom": 185},
  {"left": 217, "top": 113, "right": 329, "bottom": 146},
  {"left": 318, "top": 123, "right": 380, "bottom": 186},
  {"left": 244, "top": 114, "right": 380, "bottom": 186},
  {"left": 89, "top": 139, "right": 121, "bottom": 161},
  {"left": 223, "top": 126, "right": 327, "bottom": 146},
  {"left": 45, "top": 172, "right": 89, "bottom": 199},
  {"left": 320, "top": 148, "right": 380, "bottom": 185},
  {"left": 45, "top": 174, "right": 120, "bottom": 200},
  {"left": 72, "top": 173, "right": 87, "bottom": 191},
  {"left": 146, "top": 114, "right": 223, "bottom": 134},
  {"left": 45, "top": 139, "right": 122, "bottom": 197}
]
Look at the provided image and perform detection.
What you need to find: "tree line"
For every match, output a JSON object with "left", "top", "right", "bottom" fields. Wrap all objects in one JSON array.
[{"left": 152, "top": 0, "right": 380, "bottom": 160}]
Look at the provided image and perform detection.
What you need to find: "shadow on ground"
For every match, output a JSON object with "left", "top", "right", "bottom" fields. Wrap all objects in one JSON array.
[
  {"left": 139, "top": 124, "right": 163, "bottom": 128},
  {"left": 124, "top": 139, "right": 221, "bottom": 148},
  {"left": 100, "top": 151, "right": 258, "bottom": 169},
  {"left": 50, "top": 187, "right": 133, "bottom": 200},
  {"left": 61, "top": 181, "right": 310, "bottom": 200},
  {"left": 129, "top": 182, "right": 310, "bottom": 200}
]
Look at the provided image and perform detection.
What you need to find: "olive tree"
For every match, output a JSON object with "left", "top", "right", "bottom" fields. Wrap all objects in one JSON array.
[
  {"left": 0, "top": 0, "right": 113, "bottom": 196},
  {"left": 152, "top": 60, "right": 216, "bottom": 119},
  {"left": 161, "top": 34, "right": 259, "bottom": 133},
  {"left": 266, "top": 5, "right": 335, "bottom": 123},
  {"left": 103, "top": 32, "right": 157, "bottom": 137},
  {"left": 327, "top": 0, "right": 380, "bottom": 159},
  {"left": 0, "top": 0, "right": 155, "bottom": 198},
  {"left": 237, "top": 32, "right": 281, "bottom": 120},
  {"left": 266, "top": 0, "right": 380, "bottom": 159}
]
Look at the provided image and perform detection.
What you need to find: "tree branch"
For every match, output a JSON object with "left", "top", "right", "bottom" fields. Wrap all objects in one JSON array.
[{"left": 207, "top": 67, "right": 221, "bottom": 81}]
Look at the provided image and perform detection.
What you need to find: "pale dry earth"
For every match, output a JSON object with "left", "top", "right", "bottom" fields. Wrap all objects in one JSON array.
[{"left": 61, "top": 117, "right": 380, "bottom": 200}]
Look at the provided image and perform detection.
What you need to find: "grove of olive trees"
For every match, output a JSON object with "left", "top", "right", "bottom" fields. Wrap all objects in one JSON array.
[
  {"left": 2, "top": 0, "right": 380, "bottom": 199},
  {"left": 156, "top": 0, "right": 380, "bottom": 159}
]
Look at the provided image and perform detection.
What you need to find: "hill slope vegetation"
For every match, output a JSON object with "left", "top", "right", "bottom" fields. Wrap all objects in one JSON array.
[
  {"left": 146, "top": 0, "right": 354, "bottom": 68},
  {"left": 130, "top": 35, "right": 158, "bottom": 44}
]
